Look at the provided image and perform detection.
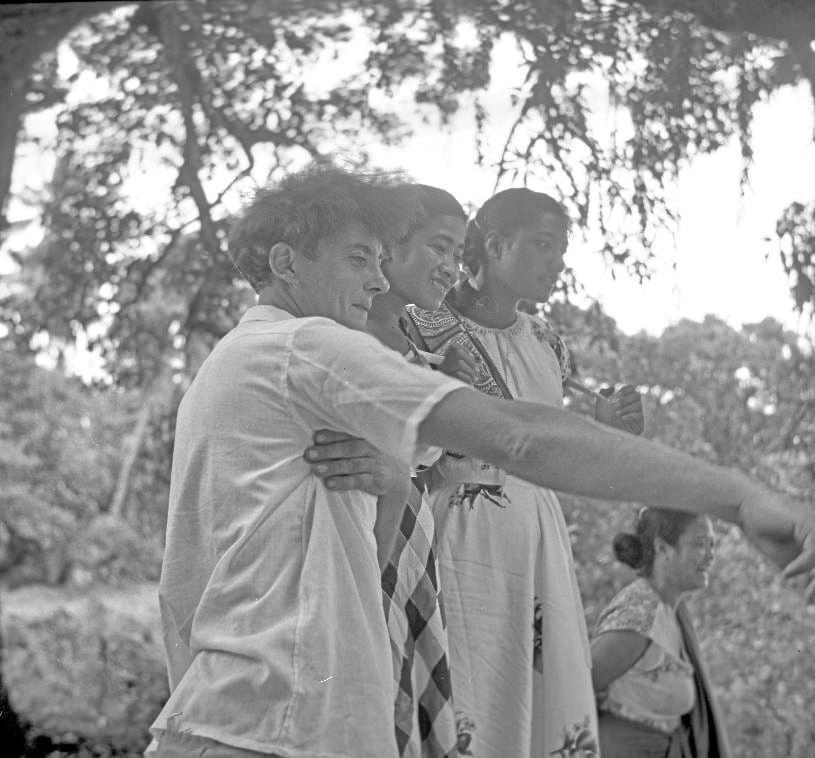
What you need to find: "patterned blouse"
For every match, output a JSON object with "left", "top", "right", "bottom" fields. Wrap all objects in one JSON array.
[
  {"left": 594, "top": 578, "right": 696, "bottom": 734},
  {"left": 406, "top": 302, "right": 573, "bottom": 400},
  {"left": 406, "top": 303, "right": 573, "bottom": 492}
]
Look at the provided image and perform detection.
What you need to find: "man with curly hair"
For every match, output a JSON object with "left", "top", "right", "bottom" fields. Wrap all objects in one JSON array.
[{"left": 148, "top": 165, "right": 815, "bottom": 758}]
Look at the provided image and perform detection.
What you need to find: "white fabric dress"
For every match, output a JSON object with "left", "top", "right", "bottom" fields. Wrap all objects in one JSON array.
[{"left": 407, "top": 305, "right": 599, "bottom": 758}]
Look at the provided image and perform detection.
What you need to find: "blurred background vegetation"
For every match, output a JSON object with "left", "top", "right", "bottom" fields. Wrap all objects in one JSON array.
[{"left": 0, "top": 1, "right": 813, "bottom": 755}]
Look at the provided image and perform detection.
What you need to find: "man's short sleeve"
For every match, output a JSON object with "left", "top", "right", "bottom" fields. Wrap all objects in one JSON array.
[{"left": 286, "top": 319, "right": 465, "bottom": 465}]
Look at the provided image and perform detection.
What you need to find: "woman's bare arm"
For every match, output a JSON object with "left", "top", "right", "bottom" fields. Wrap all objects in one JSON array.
[{"left": 591, "top": 631, "right": 650, "bottom": 692}]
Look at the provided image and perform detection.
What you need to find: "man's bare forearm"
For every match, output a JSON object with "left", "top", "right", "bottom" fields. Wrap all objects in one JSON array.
[{"left": 419, "top": 388, "right": 756, "bottom": 522}]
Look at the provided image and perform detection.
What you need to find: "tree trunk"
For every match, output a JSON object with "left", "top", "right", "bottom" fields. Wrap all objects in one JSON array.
[
  {"left": 0, "top": 2, "right": 129, "bottom": 241},
  {"left": 108, "top": 394, "right": 153, "bottom": 521},
  {"left": 108, "top": 363, "right": 175, "bottom": 520},
  {"left": 0, "top": 595, "right": 26, "bottom": 757}
]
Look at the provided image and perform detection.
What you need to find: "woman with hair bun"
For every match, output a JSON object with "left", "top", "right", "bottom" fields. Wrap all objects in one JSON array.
[{"left": 592, "top": 508, "right": 732, "bottom": 758}]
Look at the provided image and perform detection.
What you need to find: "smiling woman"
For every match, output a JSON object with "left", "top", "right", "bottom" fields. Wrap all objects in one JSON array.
[
  {"left": 592, "top": 509, "right": 731, "bottom": 758},
  {"left": 367, "top": 184, "right": 468, "bottom": 353},
  {"left": 383, "top": 212, "right": 465, "bottom": 310}
]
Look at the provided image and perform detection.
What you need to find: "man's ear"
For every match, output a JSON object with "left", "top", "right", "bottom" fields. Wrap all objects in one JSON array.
[
  {"left": 269, "top": 242, "right": 299, "bottom": 288},
  {"left": 484, "top": 230, "right": 503, "bottom": 260}
]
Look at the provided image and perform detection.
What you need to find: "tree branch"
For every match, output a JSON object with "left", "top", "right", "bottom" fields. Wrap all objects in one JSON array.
[
  {"left": 0, "top": 2, "right": 129, "bottom": 241},
  {"left": 778, "top": 399, "right": 814, "bottom": 451},
  {"left": 156, "top": 4, "right": 219, "bottom": 253},
  {"left": 108, "top": 396, "right": 153, "bottom": 520},
  {"left": 617, "top": 0, "right": 815, "bottom": 45}
]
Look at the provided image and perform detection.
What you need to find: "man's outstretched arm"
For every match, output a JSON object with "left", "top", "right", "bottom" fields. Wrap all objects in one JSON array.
[{"left": 418, "top": 388, "right": 815, "bottom": 594}]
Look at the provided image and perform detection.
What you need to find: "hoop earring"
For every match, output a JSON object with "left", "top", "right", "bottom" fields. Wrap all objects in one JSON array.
[{"left": 467, "top": 267, "right": 486, "bottom": 292}]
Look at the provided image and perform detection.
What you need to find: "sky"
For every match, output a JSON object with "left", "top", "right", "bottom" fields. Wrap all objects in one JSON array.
[
  {"left": 362, "top": 43, "right": 815, "bottom": 337},
  {"left": 2, "top": 21, "right": 814, "bottom": 374}
]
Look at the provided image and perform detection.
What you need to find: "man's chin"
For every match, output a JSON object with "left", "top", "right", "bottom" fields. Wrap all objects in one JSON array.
[{"left": 340, "top": 307, "right": 370, "bottom": 330}]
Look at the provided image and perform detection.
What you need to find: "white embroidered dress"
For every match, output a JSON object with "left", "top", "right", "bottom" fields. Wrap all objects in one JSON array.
[{"left": 407, "top": 305, "right": 598, "bottom": 758}]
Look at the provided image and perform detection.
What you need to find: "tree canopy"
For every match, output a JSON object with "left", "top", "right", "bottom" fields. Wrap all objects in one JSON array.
[
  {"left": 0, "top": 0, "right": 809, "bottom": 554},
  {"left": 1, "top": 5, "right": 813, "bottom": 752},
  {"left": 1, "top": 0, "right": 814, "bottom": 389}
]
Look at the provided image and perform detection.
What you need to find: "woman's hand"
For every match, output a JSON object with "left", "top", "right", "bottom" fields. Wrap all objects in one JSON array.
[
  {"left": 304, "top": 429, "right": 409, "bottom": 497},
  {"left": 437, "top": 344, "right": 477, "bottom": 384},
  {"left": 594, "top": 384, "right": 645, "bottom": 435}
]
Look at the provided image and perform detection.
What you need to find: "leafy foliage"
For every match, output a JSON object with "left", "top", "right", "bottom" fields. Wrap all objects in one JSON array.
[
  {"left": 0, "top": 347, "right": 163, "bottom": 589},
  {"left": 2, "top": 0, "right": 814, "bottom": 389},
  {"left": 550, "top": 305, "right": 815, "bottom": 757},
  {"left": 776, "top": 202, "right": 815, "bottom": 318},
  {"left": 3, "top": 584, "right": 166, "bottom": 756}
]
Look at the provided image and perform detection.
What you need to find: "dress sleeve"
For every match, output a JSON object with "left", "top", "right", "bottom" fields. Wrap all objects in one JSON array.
[
  {"left": 528, "top": 315, "right": 574, "bottom": 384},
  {"left": 594, "top": 580, "right": 659, "bottom": 639},
  {"left": 285, "top": 318, "right": 465, "bottom": 467}
]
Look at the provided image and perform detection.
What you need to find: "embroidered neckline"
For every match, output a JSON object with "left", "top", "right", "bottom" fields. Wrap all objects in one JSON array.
[
  {"left": 397, "top": 315, "right": 431, "bottom": 366},
  {"left": 446, "top": 303, "right": 526, "bottom": 337}
]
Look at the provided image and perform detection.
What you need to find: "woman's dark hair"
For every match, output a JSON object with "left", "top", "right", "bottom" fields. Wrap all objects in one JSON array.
[
  {"left": 228, "top": 165, "right": 420, "bottom": 293},
  {"left": 401, "top": 184, "right": 466, "bottom": 240},
  {"left": 613, "top": 508, "right": 698, "bottom": 576},
  {"left": 462, "top": 187, "right": 570, "bottom": 277}
]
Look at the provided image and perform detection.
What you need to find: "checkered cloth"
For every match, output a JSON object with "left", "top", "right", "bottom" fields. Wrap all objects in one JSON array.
[{"left": 381, "top": 484, "right": 459, "bottom": 758}]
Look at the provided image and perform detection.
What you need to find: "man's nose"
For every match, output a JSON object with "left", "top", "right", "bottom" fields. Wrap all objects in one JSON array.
[{"left": 368, "top": 261, "right": 390, "bottom": 294}]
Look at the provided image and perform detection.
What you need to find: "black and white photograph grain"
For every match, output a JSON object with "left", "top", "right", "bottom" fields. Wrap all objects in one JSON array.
[{"left": 1, "top": 2, "right": 814, "bottom": 757}]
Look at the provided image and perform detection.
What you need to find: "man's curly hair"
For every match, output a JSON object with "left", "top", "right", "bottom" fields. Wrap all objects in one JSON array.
[{"left": 228, "top": 165, "right": 421, "bottom": 292}]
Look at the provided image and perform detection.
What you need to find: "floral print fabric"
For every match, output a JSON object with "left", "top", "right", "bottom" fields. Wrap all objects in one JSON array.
[
  {"left": 594, "top": 578, "right": 696, "bottom": 734},
  {"left": 407, "top": 304, "right": 598, "bottom": 758}
]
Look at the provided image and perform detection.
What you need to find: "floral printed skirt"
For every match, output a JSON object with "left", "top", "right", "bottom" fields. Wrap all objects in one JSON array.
[{"left": 429, "top": 476, "right": 599, "bottom": 758}]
